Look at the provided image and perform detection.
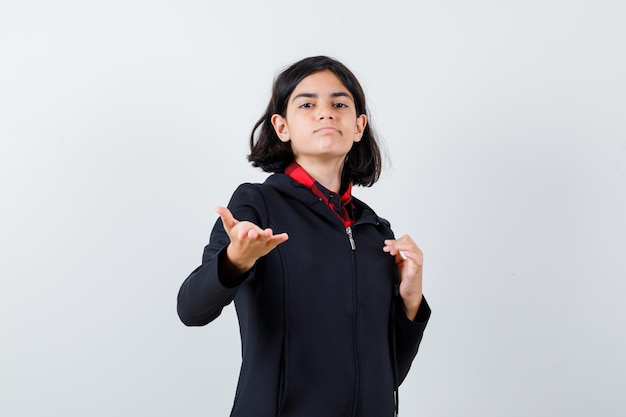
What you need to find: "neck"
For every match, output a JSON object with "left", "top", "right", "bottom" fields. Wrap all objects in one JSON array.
[{"left": 294, "top": 157, "right": 344, "bottom": 193}]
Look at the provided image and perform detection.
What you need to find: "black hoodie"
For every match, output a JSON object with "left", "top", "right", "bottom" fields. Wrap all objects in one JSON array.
[{"left": 178, "top": 173, "right": 431, "bottom": 417}]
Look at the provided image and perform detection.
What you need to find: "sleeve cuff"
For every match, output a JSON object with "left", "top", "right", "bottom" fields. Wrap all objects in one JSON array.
[
  {"left": 413, "top": 295, "right": 431, "bottom": 323},
  {"left": 399, "top": 295, "right": 431, "bottom": 325},
  {"left": 216, "top": 246, "right": 255, "bottom": 288}
]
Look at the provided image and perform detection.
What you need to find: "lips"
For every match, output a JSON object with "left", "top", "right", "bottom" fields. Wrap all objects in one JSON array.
[{"left": 314, "top": 126, "right": 339, "bottom": 133}]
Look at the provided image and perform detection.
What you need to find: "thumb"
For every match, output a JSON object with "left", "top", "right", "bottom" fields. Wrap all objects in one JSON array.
[
  {"left": 216, "top": 206, "right": 238, "bottom": 232},
  {"left": 390, "top": 250, "right": 407, "bottom": 265}
]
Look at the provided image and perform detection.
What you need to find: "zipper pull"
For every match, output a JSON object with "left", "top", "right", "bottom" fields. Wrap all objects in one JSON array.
[{"left": 346, "top": 226, "right": 356, "bottom": 250}]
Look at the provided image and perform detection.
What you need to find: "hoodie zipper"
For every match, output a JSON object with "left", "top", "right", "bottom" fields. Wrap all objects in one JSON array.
[
  {"left": 348, "top": 225, "right": 360, "bottom": 417},
  {"left": 347, "top": 217, "right": 387, "bottom": 416},
  {"left": 319, "top": 202, "right": 381, "bottom": 415},
  {"left": 345, "top": 226, "right": 356, "bottom": 250}
]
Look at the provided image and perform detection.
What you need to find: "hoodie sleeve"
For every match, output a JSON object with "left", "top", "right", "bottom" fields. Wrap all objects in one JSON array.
[
  {"left": 394, "top": 295, "right": 431, "bottom": 385},
  {"left": 176, "top": 183, "right": 265, "bottom": 326}
]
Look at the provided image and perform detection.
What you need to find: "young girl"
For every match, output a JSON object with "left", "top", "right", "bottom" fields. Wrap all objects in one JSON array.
[{"left": 177, "top": 56, "right": 431, "bottom": 417}]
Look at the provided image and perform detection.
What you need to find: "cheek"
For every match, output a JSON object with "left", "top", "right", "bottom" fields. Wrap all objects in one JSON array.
[{"left": 290, "top": 121, "right": 310, "bottom": 136}]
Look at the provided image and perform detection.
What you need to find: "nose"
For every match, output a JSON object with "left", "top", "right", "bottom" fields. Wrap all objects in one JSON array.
[{"left": 317, "top": 102, "right": 334, "bottom": 120}]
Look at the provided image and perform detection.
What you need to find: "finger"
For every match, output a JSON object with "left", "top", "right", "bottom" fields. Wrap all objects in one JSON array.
[
  {"left": 384, "top": 238, "right": 420, "bottom": 253},
  {"left": 394, "top": 252, "right": 406, "bottom": 264},
  {"left": 263, "top": 233, "right": 289, "bottom": 252},
  {"left": 385, "top": 235, "right": 416, "bottom": 246},
  {"left": 240, "top": 225, "right": 265, "bottom": 240},
  {"left": 269, "top": 232, "right": 289, "bottom": 244},
  {"left": 249, "top": 227, "right": 276, "bottom": 240},
  {"left": 392, "top": 246, "right": 422, "bottom": 260},
  {"left": 254, "top": 229, "right": 289, "bottom": 243},
  {"left": 382, "top": 243, "right": 398, "bottom": 256},
  {"left": 216, "top": 206, "right": 238, "bottom": 231},
  {"left": 383, "top": 240, "right": 406, "bottom": 255},
  {"left": 383, "top": 243, "right": 422, "bottom": 263},
  {"left": 383, "top": 246, "right": 400, "bottom": 256},
  {"left": 248, "top": 227, "right": 275, "bottom": 240}
]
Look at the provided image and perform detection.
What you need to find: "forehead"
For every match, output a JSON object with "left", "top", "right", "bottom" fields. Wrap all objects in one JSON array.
[{"left": 291, "top": 70, "right": 352, "bottom": 98}]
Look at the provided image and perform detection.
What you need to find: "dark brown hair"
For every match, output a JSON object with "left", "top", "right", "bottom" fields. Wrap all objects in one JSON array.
[{"left": 248, "top": 56, "right": 382, "bottom": 187}]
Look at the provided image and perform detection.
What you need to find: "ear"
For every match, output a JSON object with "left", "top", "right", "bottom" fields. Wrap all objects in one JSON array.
[
  {"left": 353, "top": 114, "right": 367, "bottom": 142},
  {"left": 271, "top": 114, "right": 290, "bottom": 142}
]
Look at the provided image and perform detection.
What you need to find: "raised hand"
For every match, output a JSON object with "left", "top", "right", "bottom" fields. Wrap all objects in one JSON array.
[
  {"left": 216, "top": 206, "right": 289, "bottom": 276},
  {"left": 383, "top": 234, "right": 423, "bottom": 320}
]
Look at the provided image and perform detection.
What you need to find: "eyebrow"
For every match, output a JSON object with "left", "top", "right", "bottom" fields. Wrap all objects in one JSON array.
[{"left": 291, "top": 91, "right": 353, "bottom": 102}]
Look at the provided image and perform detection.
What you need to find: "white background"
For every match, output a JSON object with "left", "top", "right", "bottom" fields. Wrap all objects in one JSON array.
[{"left": 1, "top": 1, "right": 625, "bottom": 416}]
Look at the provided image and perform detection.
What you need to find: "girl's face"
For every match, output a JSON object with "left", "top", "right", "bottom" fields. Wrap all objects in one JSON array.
[{"left": 271, "top": 70, "right": 367, "bottom": 167}]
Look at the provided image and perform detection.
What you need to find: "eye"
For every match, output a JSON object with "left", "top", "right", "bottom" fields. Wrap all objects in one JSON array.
[
  {"left": 299, "top": 102, "right": 314, "bottom": 109},
  {"left": 334, "top": 102, "right": 348, "bottom": 108}
]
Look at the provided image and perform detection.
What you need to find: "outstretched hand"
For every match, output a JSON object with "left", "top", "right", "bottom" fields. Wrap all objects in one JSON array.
[
  {"left": 383, "top": 234, "right": 423, "bottom": 320},
  {"left": 216, "top": 206, "right": 289, "bottom": 276}
]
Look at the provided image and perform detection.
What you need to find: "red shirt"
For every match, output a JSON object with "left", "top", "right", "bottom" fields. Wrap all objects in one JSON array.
[{"left": 284, "top": 162, "right": 355, "bottom": 227}]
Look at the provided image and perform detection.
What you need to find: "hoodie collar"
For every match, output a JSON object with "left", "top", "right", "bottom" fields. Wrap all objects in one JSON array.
[{"left": 283, "top": 162, "right": 355, "bottom": 227}]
